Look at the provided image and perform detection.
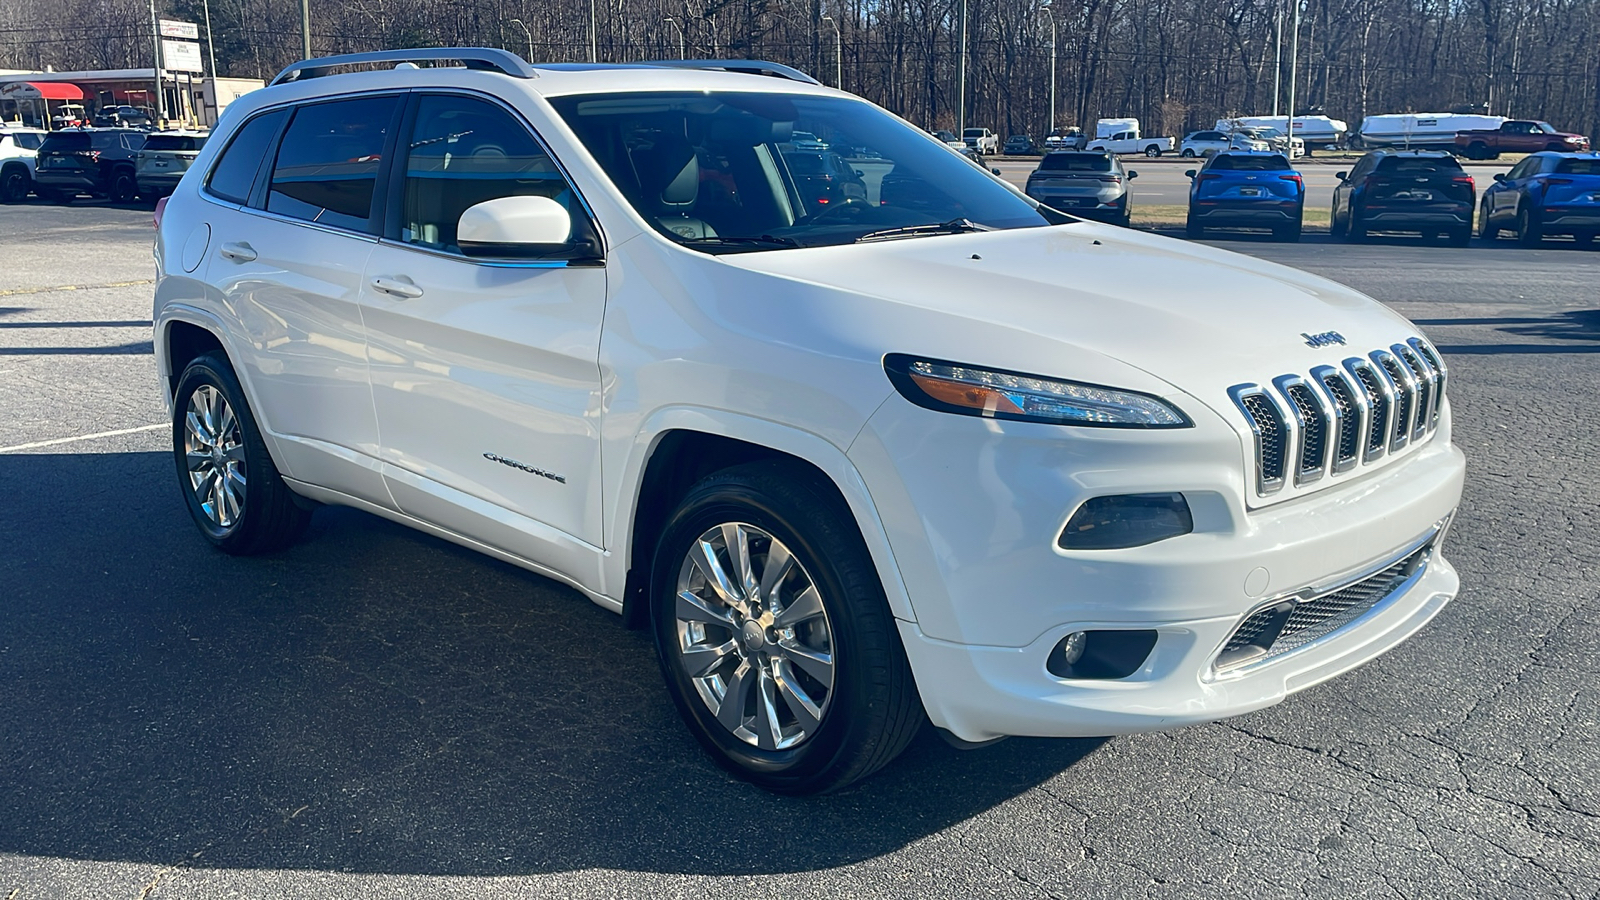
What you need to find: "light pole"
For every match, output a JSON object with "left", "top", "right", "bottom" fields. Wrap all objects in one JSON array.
[
  {"left": 821, "top": 15, "right": 842, "bottom": 89},
  {"left": 509, "top": 17, "right": 533, "bottom": 60},
  {"left": 148, "top": 0, "right": 167, "bottom": 125},
  {"left": 1039, "top": 1, "right": 1056, "bottom": 136},
  {"left": 957, "top": 0, "right": 967, "bottom": 134},
  {"left": 663, "top": 16, "right": 684, "bottom": 58},
  {"left": 300, "top": 0, "right": 310, "bottom": 58},
  {"left": 1272, "top": 2, "right": 1282, "bottom": 116},
  {"left": 589, "top": 0, "right": 597, "bottom": 62},
  {"left": 1287, "top": 0, "right": 1300, "bottom": 147}
]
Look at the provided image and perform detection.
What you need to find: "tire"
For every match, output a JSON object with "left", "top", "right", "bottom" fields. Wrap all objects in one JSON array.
[
  {"left": 1447, "top": 227, "right": 1471, "bottom": 247},
  {"left": 1144, "top": 145, "right": 1162, "bottom": 158},
  {"left": 1180, "top": 149, "right": 1196, "bottom": 158},
  {"left": 172, "top": 352, "right": 311, "bottom": 555},
  {"left": 1185, "top": 214, "right": 1202, "bottom": 239},
  {"left": 0, "top": 165, "right": 29, "bottom": 203},
  {"left": 1276, "top": 220, "right": 1303, "bottom": 242},
  {"left": 1517, "top": 207, "right": 1542, "bottom": 247},
  {"left": 1466, "top": 141, "right": 1489, "bottom": 160},
  {"left": 108, "top": 168, "right": 137, "bottom": 204},
  {"left": 1347, "top": 208, "right": 1368, "bottom": 242},
  {"left": 1330, "top": 203, "right": 1348, "bottom": 238},
  {"left": 650, "top": 461, "right": 923, "bottom": 794},
  {"left": 1479, "top": 201, "right": 1499, "bottom": 240}
]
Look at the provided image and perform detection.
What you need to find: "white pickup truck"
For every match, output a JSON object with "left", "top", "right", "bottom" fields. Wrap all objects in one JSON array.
[
  {"left": 962, "top": 127, "right": 999, "bottom": 155},
  {"left": 1086, "top": 120, "right": 1174, "bottom": 157}
]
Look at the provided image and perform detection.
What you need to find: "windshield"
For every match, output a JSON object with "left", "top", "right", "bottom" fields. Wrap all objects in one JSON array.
[
  {"left": 549, "top": 91, "right": 1062, "bottom": 252},
  {"left": 143, "top": 135, "right": 206, "bottom": 152},
  {"left": 1535, "top": 122, "right": 1558, "bottom": 134}
]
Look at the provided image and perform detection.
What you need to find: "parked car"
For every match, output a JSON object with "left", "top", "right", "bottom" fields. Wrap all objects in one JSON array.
[
  {"left": 1479, "top": 151, "right": 1600, "bottom": 246},
  {"left": 1215, "top": 115, "right": 1348, "bottom": 152},
  {"left": 781, "top": 148, "right": 868, "bottom": 214},
  {"left": 1180, "top": 130, "right": 1267, "bottom": 158},
  {"left": 1024, "top": 149, "right": 1137, "bottom": 224},
  {"left": 0, "top": 127, "right": 47, "bottom": 202},
  {"left": 962, "top": 127, "right": 998, "bottom": 154},
  {"left": 1238, "top": 126, "right": 1304, "bottom": 159},
  {"left": 1184, "top": 151, "right": 1304, "bottom": 241},
  {"left": 156, "top": 48, "right": 1464, "bottom": 795},
  {"left": 1331, "top": 150, "right": 1475, "bottom": 245},
  {"left": 788, "top": 130, "right": 827, "bottom": 151},
  {"left": 1003, "top": 134, "right": 1036, "bottom": 155},
  {"left": 930, "top": 129, "right": 967, "bottom": 151},
  {"left": 92, "top": 105, "right": 155, "bottom": 129},
  {"left": 33, "top": 128, "right": 147, "bottom": 203},
  {"left": 1455, "top": 120, "right": 1589, "bottom": 159},
  {"left": 1042, "top": 127, "right": 1086, "bottom": 150},
  {"left": 135, "top": 131, "right": 209, "bottom": 199}
]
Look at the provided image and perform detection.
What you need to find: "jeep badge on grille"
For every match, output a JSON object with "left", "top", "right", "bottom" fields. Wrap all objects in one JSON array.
[{"left": 1301, "top": 331, "right": 1346, "bottom": 348}]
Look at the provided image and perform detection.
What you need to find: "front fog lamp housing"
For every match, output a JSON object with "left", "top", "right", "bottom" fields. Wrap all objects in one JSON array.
[
  {"left": 884, "top": 355, "right": 1190, "bottom": 429},
  {"left": 1059, "top": 493, "right": 1193, "bottom": 550}
]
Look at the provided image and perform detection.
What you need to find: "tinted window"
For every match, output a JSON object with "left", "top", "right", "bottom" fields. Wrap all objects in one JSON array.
[
  {"left": 1039, "top": 153, "right": 1112, "bottom": 172},
  {"left": 12, "top": 133, "right": 42, "bottom": 150},
  {"left": 268, "top": 96, "right": 398, "bottom": 232},
  {"left": 144, "top": 134, "right": 206, "bottom": 152},
  {"left": 1208, "top": 154, "right": 1291, "bottom": 171},
  {"left": 207, "top": 109, "right": 287, "bottom": 205},
  {"left": 1555, "top": 158, "right": 1600, "bottom": 176},
  {"left": 1378, "top": 156, "right": 1463, "bottom": 174},
  {"left": 41, "top": 133, "right": 90, "bottom": 152},
  {"left": 398, "top": 94, "right": 576, "bottom": 254},
  {"left": 783, "top": 152, "right": 830, "bottom": 174}
]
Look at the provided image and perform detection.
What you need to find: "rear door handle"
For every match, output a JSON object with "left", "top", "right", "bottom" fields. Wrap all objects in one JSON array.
[
  {"left": 218, "top": 242, "right": 256, "bottom": 262},
  {"left": 369, "top": 276, "right": 423, "bottom": 299}
]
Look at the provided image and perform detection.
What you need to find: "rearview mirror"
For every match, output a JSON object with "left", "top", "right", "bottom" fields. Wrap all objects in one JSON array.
[
  {"left": 1184, "top": 169, "right": 1196, "bottom": 179},
  {"left": 458, "top": 196, "right": 574, "bottom": 257}
]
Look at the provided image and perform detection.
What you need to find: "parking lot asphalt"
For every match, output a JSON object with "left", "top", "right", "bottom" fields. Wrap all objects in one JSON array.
[{"left": 1, "top": 200, "right": 1597, "bottom": 899}]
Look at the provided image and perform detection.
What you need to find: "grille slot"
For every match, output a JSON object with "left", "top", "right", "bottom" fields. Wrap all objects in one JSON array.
[
  {"left": 1231, "top": 337, "right": 1443, "bottom": 499},
  {"left": 1238, "top": 392, "right": 1287, "bottom": 492},
  {"left": 1214, "top": 543, "right": 1431, "bottom": 673}
]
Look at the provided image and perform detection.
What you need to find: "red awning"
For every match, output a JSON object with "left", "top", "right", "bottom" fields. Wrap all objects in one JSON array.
[{"left": 0, "top": 81, "right": 85, "bottom": 101}]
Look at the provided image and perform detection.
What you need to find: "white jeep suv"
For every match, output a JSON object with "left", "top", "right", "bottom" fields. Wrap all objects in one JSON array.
[{"left": 153, "top": 49, "right": 1465, "bottom": 793}]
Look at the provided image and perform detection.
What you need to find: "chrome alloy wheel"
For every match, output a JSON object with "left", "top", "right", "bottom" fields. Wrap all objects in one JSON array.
[
  {"left": 674, "top": 523, "right": 835, "bottom": 751},
  {"left": 183, "top": 384, "right": 247, "bottom": 528}
]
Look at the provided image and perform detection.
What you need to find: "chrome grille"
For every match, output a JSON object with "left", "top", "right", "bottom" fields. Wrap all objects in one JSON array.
[
  {"left": 1214, "top": 541, "right": 1433, "bottom": 674},
  {"left": 1230, "top": 336, "right": 1444, "bottom": 498}
]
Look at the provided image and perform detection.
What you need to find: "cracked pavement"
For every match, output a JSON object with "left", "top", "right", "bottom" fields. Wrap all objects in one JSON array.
[{"left": 0, "top": 203, "right": 1596, "bottom": 898}]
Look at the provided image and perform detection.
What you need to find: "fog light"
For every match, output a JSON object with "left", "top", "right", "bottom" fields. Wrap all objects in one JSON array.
[
  {"left": 1047, "top": 630, "right": 1159, "bottom": 679},
  {"left": 1059, "top": 493, "right": 1193, "bottom": 550}
]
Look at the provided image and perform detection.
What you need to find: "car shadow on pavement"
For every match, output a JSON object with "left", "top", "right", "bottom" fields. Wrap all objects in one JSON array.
[{"left": 0, "top": 450, "right": 1103, "bottom": 877}]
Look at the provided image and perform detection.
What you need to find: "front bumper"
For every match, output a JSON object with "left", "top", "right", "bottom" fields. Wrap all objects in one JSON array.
[{"left": 849, "top": 392, "right": 1466, "bottom": 741}]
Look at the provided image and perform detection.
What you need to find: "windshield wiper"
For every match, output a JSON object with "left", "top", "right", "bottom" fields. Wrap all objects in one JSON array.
[
  {"left": 854, "top": 218, "right": 993, "bottom": 243},
  {"left": 676, "top": 235, "right": 801, "bottom": 250}
]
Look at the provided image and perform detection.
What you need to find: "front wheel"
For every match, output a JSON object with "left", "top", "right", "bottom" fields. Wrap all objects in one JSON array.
[
  {"left": 1480, "top": 201, "right": 1499, "bottom": 240},
  {"left": 172, "top": 353, "right": 311, "bottom": 554},
  {"left": 108, "top": 168, "right": 137, "bottom": 204},
  {"left": 650, "top": 462, "right": 923, "bottom": 794},
  {"left": 1180, "top": 148, "right": 1196, "bottom": 158}
]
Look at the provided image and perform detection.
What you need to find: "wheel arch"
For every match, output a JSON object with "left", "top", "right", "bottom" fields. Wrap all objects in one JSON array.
[{"left": 613, "top": 413, "right": 915, "bottom": 631}]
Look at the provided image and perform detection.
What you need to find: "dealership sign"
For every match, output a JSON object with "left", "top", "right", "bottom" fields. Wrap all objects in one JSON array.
[
  {"left": 162, "top": 38, "right": 204, "bottom": 73},
  {"left": 159, "top": 19, "right": 200, "bottom": 39}
]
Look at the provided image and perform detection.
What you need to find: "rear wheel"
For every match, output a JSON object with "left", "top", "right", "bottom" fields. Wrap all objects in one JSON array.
[
  {"left": 650, "top": 462, "right": 923, "bottom": 794},
  {"left": 1466, "top": 141, "right": 1489, "bottom": 160},
  {"left": 172, "top": 353, "right": 311, "bottom": 555},
  {"left": 1185, "top": 214, "right": 1202, "bottom": 239},
  {"left": 1180, "top": 148, "right": 1196, "bottom": 158},
  {"left": 108, "top": 168, "right": 137, "bottom": 204},
  {"left": 1347, "top": 208, "right": 1368, "bottom": 242},
  {"left": 1330, "top": 203, "right": 1348, "bottom": 238},
  {"left": 0, "top": 166, "right": 29, "bottom": 203},
  {"left": 1479, "top": 201, "right": 1499, "bottom": 240},
  {"left": 1275, "top": 219, "right": 1303, "bottom": 242},
  {"left": 1517, "top": 208, "right": 1543, "bottom": 247},
  {"left": 1144, "top": 145, "right": 1162, "bottom": 158}
]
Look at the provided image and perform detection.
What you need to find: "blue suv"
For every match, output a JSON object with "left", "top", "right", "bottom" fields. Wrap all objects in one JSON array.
[
  {"left": 1184, "top": 151, "right": 1304, "bottom": 241},
  {"left": 1480, "top": 151, "right": 1600, "bottom": 247}
]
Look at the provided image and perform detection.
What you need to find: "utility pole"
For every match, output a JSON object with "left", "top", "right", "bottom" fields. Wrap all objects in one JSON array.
[
  {"left": 1287, "top": 0, "right": 1299, "bottom": 147},
  {"left": 822, "top": 16, "right": 842, "bottom": 89},
  {"left": 663, "top": 16, "right": 684, "bottom": 58},
  {"left": 510, "top": 18, "right": 533, "bottom": 60},
  {"left": 957, "top": 0, "right": 967, "bottom": 134},
  {"left": 148, "top": 0, "right": 166, "bottom": 125},
  {"left": 300, "top": 0, "right": 311, "bottom": 59},
  {"left": 1273, "top": 2, "right": 1282, "bottom": 116},
  {"left": 1040, "top": 1, "right": 1056, "bottom": 135},
  {"left": 202, "top": 0, "right": 217, "bottom": 83},
  {"left": 590, "top": 0, "right": 597, "bottom": 62}
]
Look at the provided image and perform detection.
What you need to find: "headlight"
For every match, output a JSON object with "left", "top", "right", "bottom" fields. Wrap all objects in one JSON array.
[{"left": 884, "top": 355, "right": 1191, "bottom": 428}]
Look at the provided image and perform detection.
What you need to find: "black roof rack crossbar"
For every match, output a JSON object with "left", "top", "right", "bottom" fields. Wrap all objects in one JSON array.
[
  {"left": 640, "top": 60, "right": 820, "bottom": 85},
  {"left": 270, "top": 48, "right": 537, "bottom": 87}
]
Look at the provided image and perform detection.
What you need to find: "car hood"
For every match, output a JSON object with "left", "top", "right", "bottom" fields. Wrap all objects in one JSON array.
[{"left": 720, "top": 221, "right": 1422, "bottom": 416}]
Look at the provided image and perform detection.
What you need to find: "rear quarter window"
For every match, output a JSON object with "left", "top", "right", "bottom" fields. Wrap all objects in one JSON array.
[
  {"left": 206, "top": 109, "right": 288, "bottom": 205},
  {"left": 12, "top": 133, "right": 43, "bottom": 150}
]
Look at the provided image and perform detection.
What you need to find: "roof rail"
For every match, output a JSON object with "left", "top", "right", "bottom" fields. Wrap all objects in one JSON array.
[
  {"left": 641, "top": 60, "right": 820, "bottom": 85},
  {"left": 270, "top": 47, "right": 537, "bottom": 87}
]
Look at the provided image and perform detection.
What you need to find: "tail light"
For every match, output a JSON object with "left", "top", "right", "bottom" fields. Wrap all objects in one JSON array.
[
  {"left": 153, "top": 196, "right": 168, "bottom": 230},
  {"left": 1279, "top": 174, "right": 1303, "bottom": 185},
  {"left": 1097, "top": 175, "right": 1122, "bottom": 183},
  {"left": 1451, "top": 175, "right": 1475, "bottom": 189},
  {"left": 1195, "top": 173, "right": 1221, "bottom": 183}
]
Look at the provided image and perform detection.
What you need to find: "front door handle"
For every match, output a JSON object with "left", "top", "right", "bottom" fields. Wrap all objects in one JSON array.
[
  {"left": 218, "top": 241, "right": 256, "bottom": 262},
  {"left": 369, "top": 276, "right": 423, "bottom": 299}
]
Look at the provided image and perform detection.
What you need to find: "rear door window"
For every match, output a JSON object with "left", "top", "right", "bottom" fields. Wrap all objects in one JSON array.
[
  {"left": 267, "top": 96, "right": 400, "bottom": 233},
  {"left": 206, "top": 109, "right": 288, "bottom": 205}
]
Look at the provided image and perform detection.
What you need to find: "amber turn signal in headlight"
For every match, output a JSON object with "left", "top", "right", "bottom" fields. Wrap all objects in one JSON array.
[{"left": 884, "top": 355, "right": 1190, "bottom": 428}]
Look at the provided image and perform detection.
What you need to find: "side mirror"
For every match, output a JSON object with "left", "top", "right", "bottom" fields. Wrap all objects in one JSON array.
[
  {"left": 1184, "top": 169, "right": 1196, "bottom": 179},
  {"left": 1492, "top": 173, "right": 1506, "bottom": 182},
  {"left": 1335, "top": 171, "right": 1347, "bottom": 181},
  {"left": 1127, "top": 170, "right": 1139, "bottom": 179},
  {"left": 458, "top": 195, "right": 575, "bottom": 257},
  {"left": 991, "top": 167, "right": 1002, "bottom": 175}
]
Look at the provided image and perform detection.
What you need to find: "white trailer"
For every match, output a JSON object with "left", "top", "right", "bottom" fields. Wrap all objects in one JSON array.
[{"left": 1355, "top": 114, "right": 1507, "bottom": 150}]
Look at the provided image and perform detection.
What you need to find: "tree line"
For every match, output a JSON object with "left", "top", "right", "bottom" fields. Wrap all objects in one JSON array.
[{"left": 3, "top": 0, "right": 1598, "bottom": 140}]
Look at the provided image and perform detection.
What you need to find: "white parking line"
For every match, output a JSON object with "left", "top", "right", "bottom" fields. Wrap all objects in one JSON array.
[{"left": 0, "top": 423, "right": 166, "bottom": 453}]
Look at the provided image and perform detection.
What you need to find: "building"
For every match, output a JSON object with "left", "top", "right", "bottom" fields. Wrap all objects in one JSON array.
[{"left": 0, "top": 69, "right": 263, "bottom": 130}]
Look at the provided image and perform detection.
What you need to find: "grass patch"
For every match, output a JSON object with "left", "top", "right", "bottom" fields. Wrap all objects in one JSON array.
[{"left": 1133, "top": 204, "right": 1332, "bottom": 230}]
